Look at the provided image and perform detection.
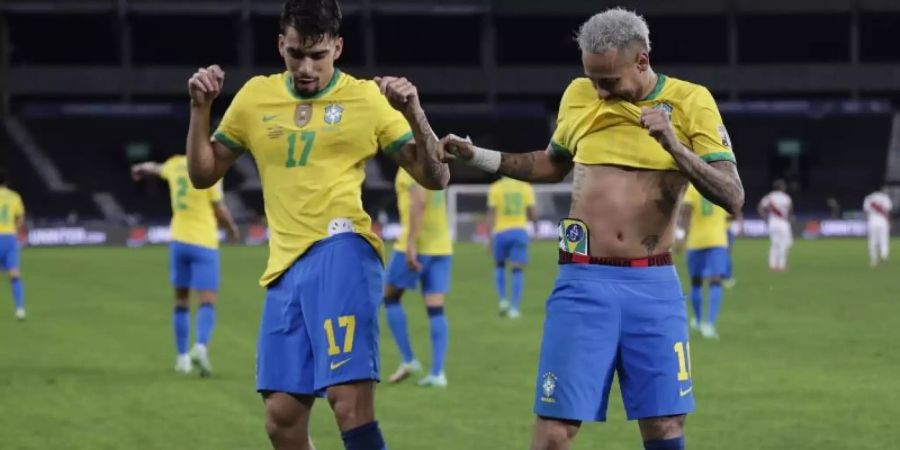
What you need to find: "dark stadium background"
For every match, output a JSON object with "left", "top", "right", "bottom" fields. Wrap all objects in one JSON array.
[{"left": 1, "top": 0, "right": 898, "bottom": 243}]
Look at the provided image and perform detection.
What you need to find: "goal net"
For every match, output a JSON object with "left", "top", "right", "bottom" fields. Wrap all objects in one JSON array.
[{"left": 446, "top": 183, "right": 574, "bottom": 243}]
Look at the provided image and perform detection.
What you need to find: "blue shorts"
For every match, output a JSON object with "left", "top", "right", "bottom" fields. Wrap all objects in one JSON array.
[
  {"left": 492, "top": 229, "right": 529, "bottom": 265},
  {"left": 169, "top": 241, "right": 220, "bottom": 291},
  {"left": 534, "top": 264, "right": 695, "bottom": 422},
  {"left": 0, "top": 234, "right": 19, "bottom": 271},
  {"left": 385, "top": 250, "right": 452, "bottom": 295},
  {"left": 256, "top": 234, "right": 383, "bottom": 395},
  {"left": 686, "top": 247, "right": 728, "bottom": 279}
]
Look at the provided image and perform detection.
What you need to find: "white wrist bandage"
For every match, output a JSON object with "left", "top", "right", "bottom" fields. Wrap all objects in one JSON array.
[{"left": 466, "top": 145, "right": 502, "bottom": 173}]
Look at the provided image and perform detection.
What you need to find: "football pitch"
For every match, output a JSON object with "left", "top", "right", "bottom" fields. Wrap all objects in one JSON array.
[{"left": 1, "top": 239, "right": 898, "bottom": 449}]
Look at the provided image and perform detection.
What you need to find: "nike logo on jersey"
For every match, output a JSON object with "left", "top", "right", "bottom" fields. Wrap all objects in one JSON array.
[
  {"left": 330, "top": 358, "right": 352, "bottom": 370},
  {"left": 679, "top": 386, "right": 693, "bottom": 397},
  {"left": 262, "top": 114, "right": 280, "bottom": 122}
]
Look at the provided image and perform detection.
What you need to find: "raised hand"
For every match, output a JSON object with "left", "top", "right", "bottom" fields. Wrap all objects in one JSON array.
[
  {"left": 439, "top": 134, "right": 474, "bottom": 163},
  {"left": 640, "top": 107, "right": 680, "bottom": 152},
  {"left": 188, "top": 65, "right": 225, "bottom": 108},
  {"left": 375, "top": 76, "right": 421, "bottom": 115}
]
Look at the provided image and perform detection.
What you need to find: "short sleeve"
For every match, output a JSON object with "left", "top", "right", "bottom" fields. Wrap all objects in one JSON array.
[
  {"left": 686, "top": 87, "right": 736, "bottom": 164},
  {"left": 682, "top": 184, "right": 698, "bottom": 206},
  {"left": 209, "top": 179, "right": 224, "bottom": 203},
  {"left": 370, "top": 84, "right": 413, "bottom": 156},
  {"left": 523, "top": 184, "right": 536, "bottom": 207},
  {"left": 550, "top": 79, "right": 590, "bottom": 160},
  {"left": 212, "top": 79, "right": 255, "bottom": 154},
  {"left": 13, "top": 194, "right": 24, "bottom": 217},
  {"left": 159, "top": 157, "right": 174, "bottom": 181},
  {"left": 488, "top": 184, "right": 500, "bottom": 207}
]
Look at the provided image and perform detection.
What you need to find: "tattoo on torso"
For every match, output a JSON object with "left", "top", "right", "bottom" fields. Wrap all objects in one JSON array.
[
  {"left": 571, "top": 164, "right": 587, "bottom": 206},
  {"left": 641, "top": 235, "right": 660, "bottom": 255}
]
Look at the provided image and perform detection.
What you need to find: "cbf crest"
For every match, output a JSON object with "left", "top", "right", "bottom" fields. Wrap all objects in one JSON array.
[
  {"left": 540, "top": 372, "right": 558, "bottom": 403},
  {"left": 294, "top": 103, "right": 313, "bottom": 128},
  {"left": 324, "top": 103, "right": 344, "bottom": 125},
  {"left": 653, "top": 101, "right": 674, "bottom": 117}
]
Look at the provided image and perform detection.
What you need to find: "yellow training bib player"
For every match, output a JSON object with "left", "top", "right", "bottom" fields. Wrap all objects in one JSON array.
[
  {"left": 386, "top": 169, "right": 453, "bottom": 295},
  {"left": 488, "top": 177, "right": 535, "bottom": 265},
  {"left": 160, "top": 154, "right": 223, "bottom": 292},
  {"left": 0, "top": 186, "right": 25, "bottom": 272}
]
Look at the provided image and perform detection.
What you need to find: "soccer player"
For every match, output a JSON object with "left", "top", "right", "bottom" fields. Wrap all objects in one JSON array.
[
  {"left": 184, "top": 1, "right": 448, "bottom": 448},
  {"left": 383, "top": 168, "right": 452, "bottom": 387},
  {"left": 441, "top": 8, "right": 744, "bottom": 449},
  {"left": 487, "top": 177, "right": 536, "bottom": 318},
  {"left": 0, "top": 168, "right": 26, "bottom": 321},
  {"left": 131, "top": 155, "right": 239, "bottom": 376},
  {"left": 863, "top": 186, "right": 893, "bottom": 267},
  {"left": 758, "top": 179, "right": 793, "bottom": 271},
  {"left": 679, "top": 184, "right": 730, "bottom": 339}
]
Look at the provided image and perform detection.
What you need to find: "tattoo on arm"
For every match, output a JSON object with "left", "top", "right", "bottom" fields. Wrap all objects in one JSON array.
[
  {"left": 497, "top": 149, "right": 573, "bottom": 182},
  {"left": 498, "top": 152, "right": 537, "bottom": 180},
  {"left": 404, "top": 109, "right": 448, "bottom": 188},
  {"left": 670, "top": 148, "right": 744, "bottom": 215}
]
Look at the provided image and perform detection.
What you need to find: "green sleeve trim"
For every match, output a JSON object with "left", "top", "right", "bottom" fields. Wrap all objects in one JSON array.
[
  {"left": 549, "top": 141, "right": 572, "bottom": 159},
  {"left": 212, "top": 131, "right": 248, "bottom": 154},
  {"left": 701, "top": 152, "right": 736, "bottom": 164},
  {"left": 382, "top": 131, "right": 414, "bottom": 155}
]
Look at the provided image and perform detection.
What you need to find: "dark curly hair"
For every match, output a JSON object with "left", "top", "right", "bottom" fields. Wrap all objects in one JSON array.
[{"left": 280, "top": 0, "right": 342, "bottom": 42}]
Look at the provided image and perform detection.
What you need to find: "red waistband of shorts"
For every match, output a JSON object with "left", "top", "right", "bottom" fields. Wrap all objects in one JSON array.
[{"left": 558, "top": 250, "right": 673, "bottom": 267}]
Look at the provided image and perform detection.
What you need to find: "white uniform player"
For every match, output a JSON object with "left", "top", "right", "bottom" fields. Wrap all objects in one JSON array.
[
  {"left": 759, "top": 180, "right": 793, "bottom": 271},
  {"left": 863, "top": 189, "right": 893, "bottom": 266}
]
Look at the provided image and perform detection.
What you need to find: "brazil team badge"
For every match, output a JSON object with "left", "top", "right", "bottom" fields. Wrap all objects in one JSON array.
[{"left": 558, "top": 218, "right": 589, "bottom": 255}]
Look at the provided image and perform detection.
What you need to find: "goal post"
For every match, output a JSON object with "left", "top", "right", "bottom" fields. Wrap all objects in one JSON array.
[{"left": 446, "top": 183, "right": 574, "bottom": 243}]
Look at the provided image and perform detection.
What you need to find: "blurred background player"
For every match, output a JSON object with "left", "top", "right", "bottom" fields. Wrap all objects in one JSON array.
[
  {"left": 131, "top": 155, "right": 239, "bottom": 376},
  {"left": 0, "top": 169, "right": 26, "bottom": 320},
  {"left": 184, "top": 0, "right": 449, "bottom": 447},
  {"left": 758, "top": 179, "right": 793, "bottom": 271},
  {"left": 863, "top": 186, "right": 893, "bottom": 267},
  {"left": 384, "top": 168, "right": 452, "bottom": 387},
  {"left": 487, "top": 176, "right": 536, "bottom": 318},
  {"left": 678, "top": 184, "right": 730, "bottom": 339}
]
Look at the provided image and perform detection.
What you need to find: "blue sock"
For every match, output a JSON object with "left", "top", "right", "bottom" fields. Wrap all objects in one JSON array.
[
  {"left": 384, "top": 297, "right": 414, "bottom": 363},
  {"left": 644, "top": 436, "right": 684, "bottom": 450},
  {"left": 341, "top": 420, "right": 386, "bottom": 450},
  {"left": 690, "top": 278, "right": 703, "bottom": 322},
  {"left": 494, "top": 264, "right": 506, "bottom": 301},
  {"left": 11, "top": 277, "right": 24, "bottom": 310},
  {"left": 510, "top": 268, "right": 524, "bottom": 311},
  {"left": 427, "top": 306, "right": 448, "bottom": 376},
  {"left": 709, "top": 282, "right": 723, "bottom": 325},
  {"left": 195, "top": 303, "right": 216, "bottom": 346},
  {"left": 173, "top": 306, "right": 190, "bottom": 355}
]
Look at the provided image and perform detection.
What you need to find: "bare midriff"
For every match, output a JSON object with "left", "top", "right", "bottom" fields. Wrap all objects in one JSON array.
[{"left": 568, "top": 163, "right": 687, "bottom": 258}]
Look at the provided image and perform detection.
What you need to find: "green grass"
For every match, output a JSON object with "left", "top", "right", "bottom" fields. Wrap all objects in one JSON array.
[{"left": 1, "top": 239, "right": 899, "bottom": 449}]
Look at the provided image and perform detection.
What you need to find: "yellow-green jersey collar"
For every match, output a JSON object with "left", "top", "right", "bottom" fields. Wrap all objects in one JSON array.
[
  {"left": 642, "top": 74, "right": 667, "bottom": 102},
  {"left": 284, "top": 69, "right": 342, "bottom": 100}
]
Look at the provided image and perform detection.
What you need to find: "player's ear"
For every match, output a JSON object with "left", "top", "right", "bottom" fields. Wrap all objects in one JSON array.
[
  {"left": 277, "top": 34, "right": 286, "bottom": 59},
  {"left": 332, "top": 36, "right": 344, "bottom": 62},
  {"left": 635, "top": 48, "right": 649, "bottom": 72}
]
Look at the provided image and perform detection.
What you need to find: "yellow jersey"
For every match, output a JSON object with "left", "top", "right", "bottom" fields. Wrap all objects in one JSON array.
[
  {"left": 550, "top": 75, "right": 735, "bottom": 169},
  {"left": 488, "top": 178, "right": 535, "bottom": 233},
  {"left": 214, "top": 69, "right": 413, "bottom": 286},
  {"left": 159, "top": 155, "right": 223, "bottom": 249},
  {"left": 394, "top": 169, "right": 452, "bottom": 255},
  {"left": 683, "top": 184, "right": 729, "bottom": 249},
  {"left": 0, "top": 187, "right": 24, "bottom": 235}
]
